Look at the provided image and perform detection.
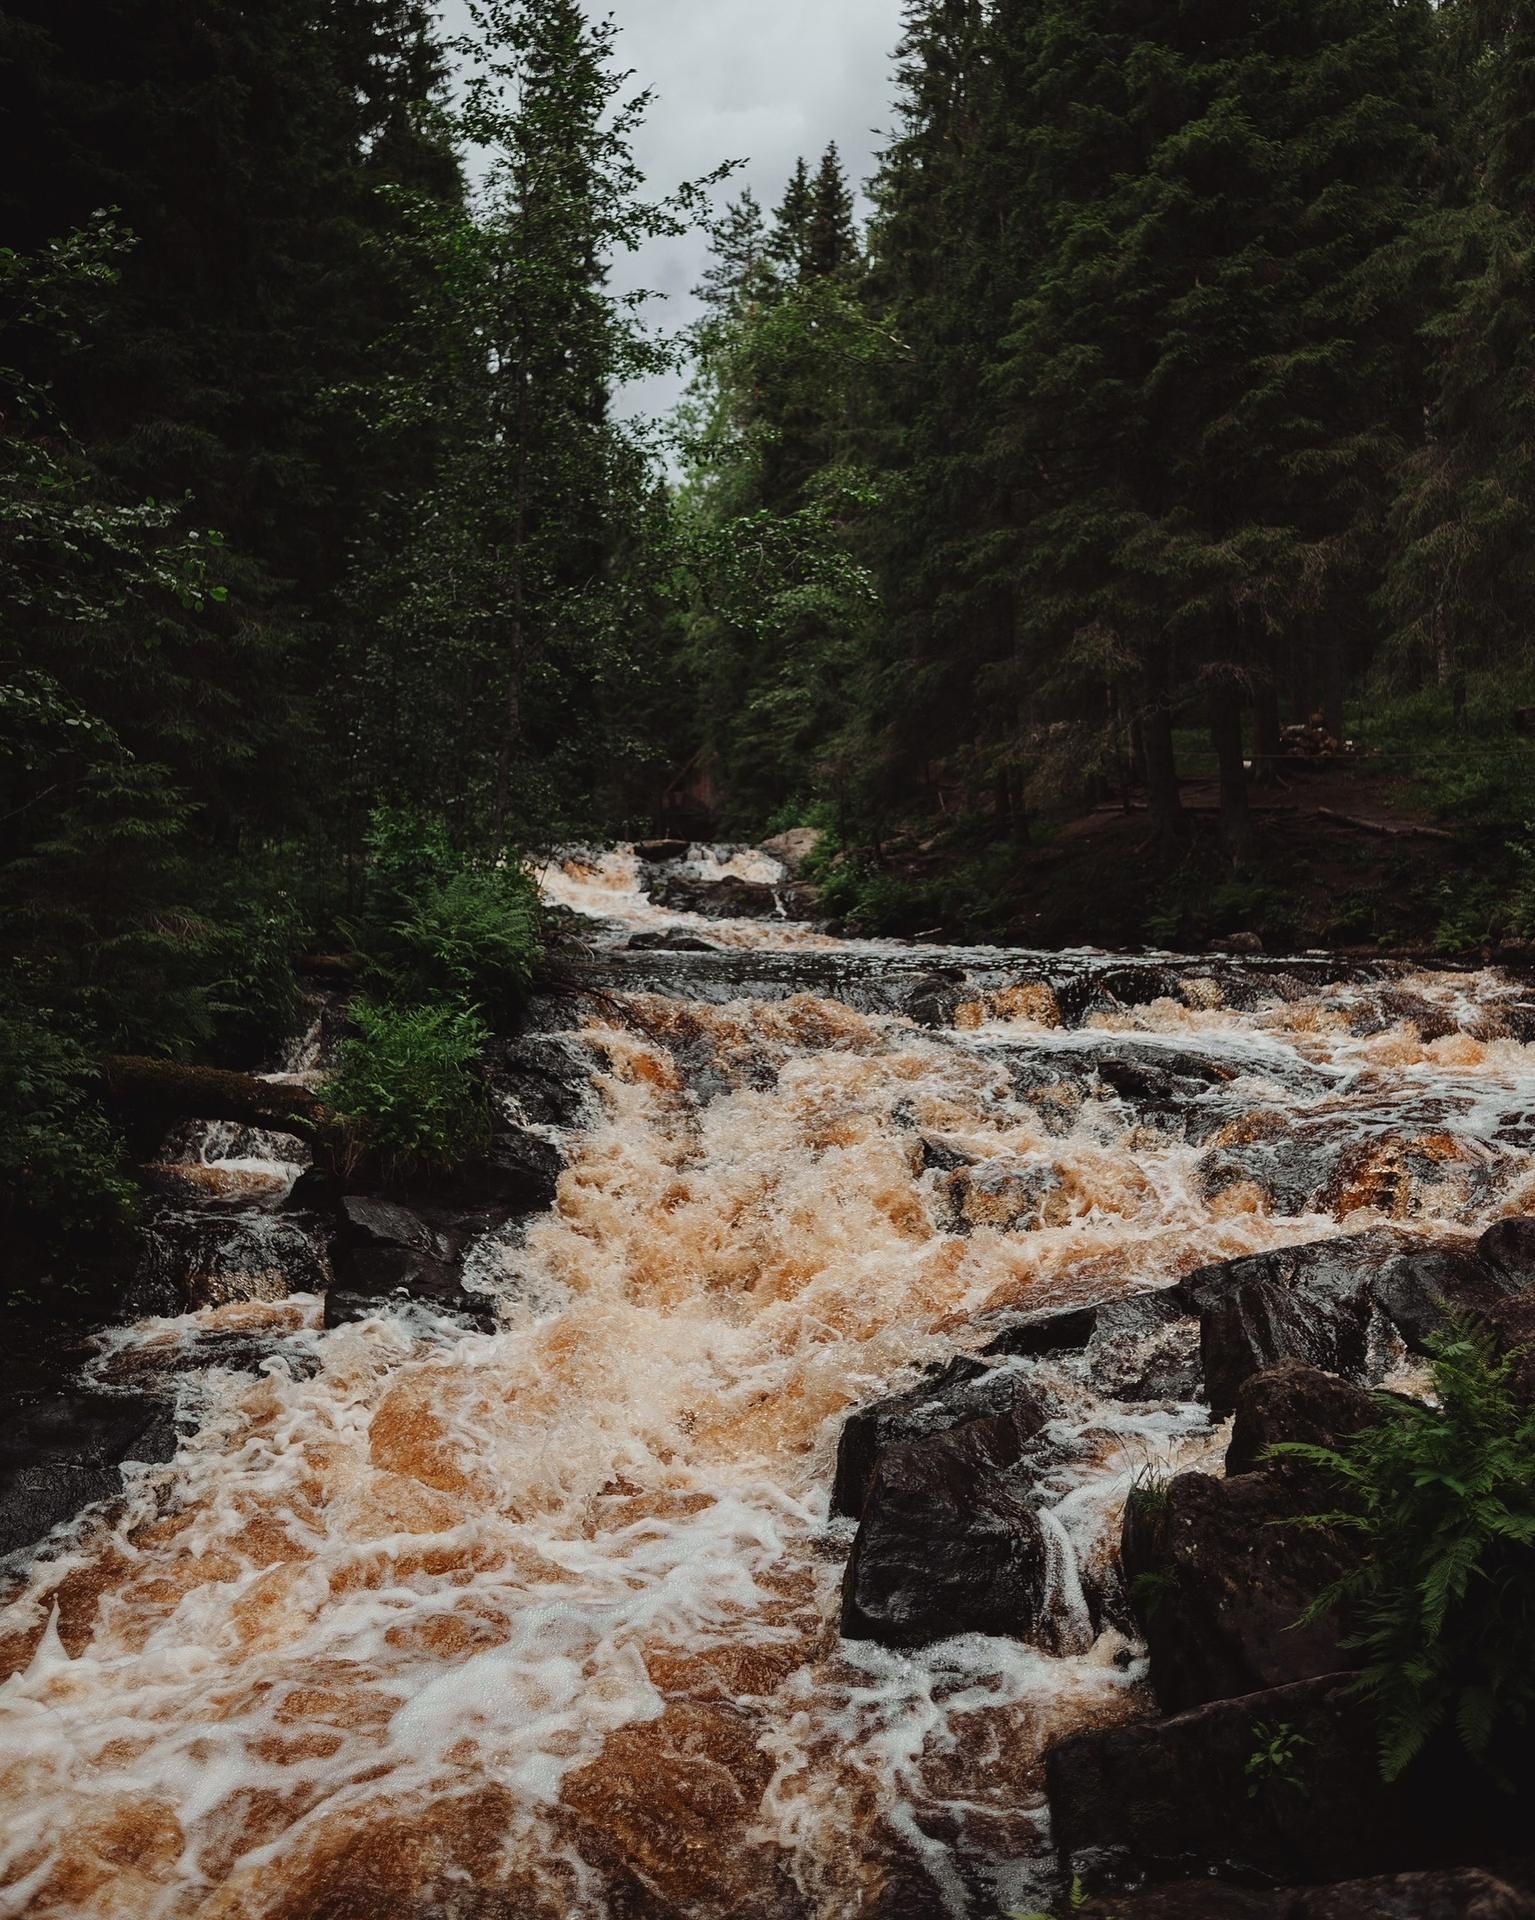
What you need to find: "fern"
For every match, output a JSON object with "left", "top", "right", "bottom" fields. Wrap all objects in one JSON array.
[{"left": 1274, "top": 1323, "right": 1535, "bottom": 1783}]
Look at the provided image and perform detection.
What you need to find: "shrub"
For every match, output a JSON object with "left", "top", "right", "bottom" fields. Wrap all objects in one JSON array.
[
  {"left": 1277, "top": 1325, "right": 1535, "bottom": 1783},
  {"left": 0, "top": 992, "right": 138, "bottom": 1252},
  {"left": 357, "top": 809, "right": 542, "bottom": 1020},
  {"left": 327, "top": 999, "right": 490, "bottom": 1183}
]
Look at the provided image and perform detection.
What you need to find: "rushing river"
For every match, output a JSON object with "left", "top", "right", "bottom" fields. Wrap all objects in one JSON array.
[{"left": 4, "top": 847, "right": 1535, "bottom": 1918}]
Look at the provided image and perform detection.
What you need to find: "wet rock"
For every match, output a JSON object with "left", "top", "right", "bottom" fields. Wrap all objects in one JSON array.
[
  {"left": 981, "top": 1289, "right": 1198, "bottom": 1398},
  {"left": 477, "top": 1124, "right": 565, "bottom": 1213},
  {"left": 831, "top": 1356, "right": 1046, "bottom": 1521},
  {"left": 916, "top": 1133, "right": 977, "bottom": 1174},
  {"left": 328, "top": 1195, "right": 498, "bottom": 1331},
  {"left": 1478, "top": 1215, "right": 1535, "bottom": 1284},
  {"left": 904, "top": 971, "right": 966, "bottom": 1029},
  {"left": 1087, "top": 1290, "right": 1202, "bottom": 1400},
  {"left": 324, "top": 1269, "right": 497, "bottom": 1333},
  {"left": 484, "top": 1031, "right": 599, "bottom": 1130},
  {"left": 1483, "top": 1293, "right": 1535, "bottom": 1404},
  {"left": 840, "top": 1413, "right": 1052, "bottom": 1647},
  {"left": 1210, "top": 931, "right": 1265, "bottom": 956},
  {"left": 650, "top": 873, "right": 782, "bottom": 919},
  {"left": 1370, "top": 1221, "right": 1535, "bottom": 1353},
  {"left": 1046, "top": 1673, "right": 1412, "bottom": 1886},
  {"left": 1296, "top": 1871, "right": 1535, "bottom": 1919},
  {"left": 0, "top": 1391, "right": 177, "bottom": 1558},
  {"left": 1055, "top": 965, "right": 1186, "bottom": 1027},
  {"left": 633, "top": 837, "right": 690, "bottom": 862},
  {"left": 131, "top": 1209, "right": 332, "bottom": 1315},
  {"left": 1226, "top": 1361, "right": 1382, "bottom": 1476},
  {"left": 983, "top": 1303, "right": 1100, "bottom": 1360},
  {"left": 1122, "top": 1469, "right": 1359, "bottom": 1711},
  {"left": 1181, "top": 1232, "right": 1394, "bottom": 1413},
  {"left": 340, "top": 1195, "right": 437, "bottom": 1252},
  {"left": 624, "top": 930, "right": 721, "bottom": 952}
]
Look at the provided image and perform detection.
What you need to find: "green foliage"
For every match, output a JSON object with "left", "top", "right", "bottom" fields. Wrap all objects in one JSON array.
[
  {"left": 328, "top": 999, "right": 490, "bottom": 1183},
  {"left": 355, "top": 810, "right": 542, "bottom": 1020},
  {"left": 1277, "top": 1325, "right": 1535, "bottom": 1783},
  {"left": 1245, "top": 1722, "right": 1311, "bottom": 1800},
  {"left": 0, "top": 991, "right": 137, "bottom": 1250}
]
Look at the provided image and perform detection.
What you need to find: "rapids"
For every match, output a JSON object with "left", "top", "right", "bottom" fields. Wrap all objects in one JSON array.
[{"left": 5, "top": 846, "right": 1535, "bottom": 1917}]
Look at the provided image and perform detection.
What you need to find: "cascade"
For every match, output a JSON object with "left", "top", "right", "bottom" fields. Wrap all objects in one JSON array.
[{"left": 4, "top": 852, "right": 1535, "bottom": 1917}]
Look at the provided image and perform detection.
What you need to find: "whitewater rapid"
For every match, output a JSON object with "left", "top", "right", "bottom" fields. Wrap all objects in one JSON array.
[{"left": 4, "top": 848, "right": 1535, "bottom": 1917}]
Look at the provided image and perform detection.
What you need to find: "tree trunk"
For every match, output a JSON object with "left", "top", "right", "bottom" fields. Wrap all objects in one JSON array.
[
  {"left": 1253, "top": 680, "right": 1282, "bottom": 784},
  {"left": 1322, "top": 641, "right": 1346, "bottom": 748},
  {"left": 1142, "top": 653, "right": 1185, "bottom": 844},
  {"left": 100, "top": 1057, "right": 326, "bottom": 1142},
  {"left": 1209, "top": 680, "right": 1253, "bottom": 862}
]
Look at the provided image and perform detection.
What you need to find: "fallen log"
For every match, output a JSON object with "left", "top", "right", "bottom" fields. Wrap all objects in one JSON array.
[
  {"left": 100, "top": 1056, "right": 326, "bottom": 1142},
  {"left": 1313, "top": 807, "right": 1455, "bottom": 842}
]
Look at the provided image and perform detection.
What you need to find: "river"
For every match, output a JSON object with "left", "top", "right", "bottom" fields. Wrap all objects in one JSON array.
[{"left": 3, "top": 845, "right": 1535, "bottom": 1918}]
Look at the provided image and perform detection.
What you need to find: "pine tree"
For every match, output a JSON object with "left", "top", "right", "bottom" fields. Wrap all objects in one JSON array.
[
  {"left": 1000, "top": 0, "right": 1436, "bottom": 852},
  {"left": 1383, "top": 2, "right": 1535, "bottom": 708},
  {"left": 770, "top": 158, "right": 816, "bottom": 281},
  {"left": 806, "top": 143, "right": 860, "bottom": 279}
]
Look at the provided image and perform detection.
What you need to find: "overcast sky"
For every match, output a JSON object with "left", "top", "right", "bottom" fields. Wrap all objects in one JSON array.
[{"left": 442, "top": 0, "right": 906, "bottom": 426}]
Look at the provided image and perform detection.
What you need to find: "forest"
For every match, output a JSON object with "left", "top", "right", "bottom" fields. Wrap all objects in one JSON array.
[{"left": 6, "top": 0, "right": 1535, "bottom": 1256}]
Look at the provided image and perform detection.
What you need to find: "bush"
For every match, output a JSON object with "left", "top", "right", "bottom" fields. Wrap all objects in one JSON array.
[
  {"left": 0, "top": 992, "right": 137, "bottom": 1251},
  {"left": 356, "top": 809, "right": 542, "bottom": 1020},
  {"left": 1277, "top": 1326, "right": 1535, "bottom": 1783},
  {"left": 327, "top": 999, "right": 490, "bottom": 1183}
]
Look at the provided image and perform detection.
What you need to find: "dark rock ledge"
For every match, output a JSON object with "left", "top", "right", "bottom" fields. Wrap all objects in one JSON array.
[{"left": 826, "top": 1221, "right": 1535, "bottom": 1917}]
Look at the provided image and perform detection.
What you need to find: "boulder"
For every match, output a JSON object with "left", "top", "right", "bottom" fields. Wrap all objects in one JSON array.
[
  {"left": 981, "top": 1289, "right": 1197, "bottom": 1401},
  {"left": 1046, "top": 1672, "right": 1414, "bottom": 1886},
  {"left": 0, "top": 1391, "right": 177, "bottom": 1558},
  {"left": 1182, "top": 1233, "right": 1395, "bottom": 1412},
  {"left": 624, "top": 930, "right": 720, "bottom": 952},
  {"left": 650, "top": 873, "right": 782, "bottom": 920},
  {"left": 758, "top": 827, "right": 822, "bottom": 874},
  {"left": 131, "top": 1209, "right": 332, "bottom": 1315},
  {"left": 1226, "top": 1361, "right": 1383, "bottom": 1476},
  {"left": 1370, "top": 1219, "right": 1535, "bottom": 1353},
  {"left": 902, "top": 972, "right": 966, "bottom": 1029},
  {"left": 327, "top": 1195, "right": 497, "bottom": 1331},
  {"left": 483, "top": 1032, "right": 600, "bottom": 1130},
  {"left": 477, "top": 1124, "right": 565, "bottom": 1213},
  {"left": 633, "top": 838, "right": 690, "bottom": 862},
  {"left": 1121, "top": 1469, "right": 1359, "bottom": 1711},
  {"left": 1296, "top": 1871, "right": 1535, "bottom": 1920},
  {"left": 830, "top": 1356, "right": 1051, "bottom": 1521},
  {"left": 840, "top": 1414, "right": 1052, "bottom": 1647},
  {"left": 1484, "top": 1293, "right": 1535, "bottom": 1404}
]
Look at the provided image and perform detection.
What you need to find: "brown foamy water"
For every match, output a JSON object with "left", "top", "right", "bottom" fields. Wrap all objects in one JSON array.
[{"left": 5, "top": 866, "right": 1535, "bottom": 1917}]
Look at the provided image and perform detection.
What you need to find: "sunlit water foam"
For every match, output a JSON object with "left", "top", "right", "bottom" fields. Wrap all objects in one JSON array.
[{"left": 5, "top": 961, "right": 1535, "bottom": 1915}]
